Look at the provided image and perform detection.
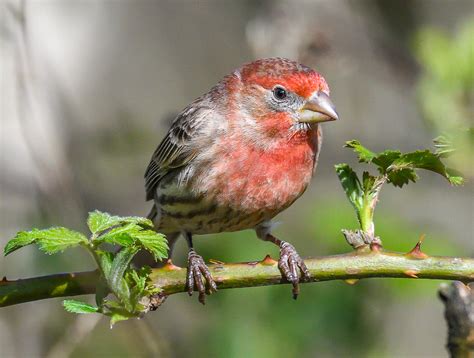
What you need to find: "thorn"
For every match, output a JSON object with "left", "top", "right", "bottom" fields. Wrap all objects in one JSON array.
[
  {"left": 163, "top": 259, "right": 182, "bottom": 271},
  {"left": 404, "top": 270, "right": 419, "bottom": 278},
  {"left": 344, "top": 279, "right": 359, "bottom": 285},
  {"left": 261, "top": 254, "right": 277, "bottom": 266},
  {"left": 407, "top": 234, "right": 428, "bottom": 259}
]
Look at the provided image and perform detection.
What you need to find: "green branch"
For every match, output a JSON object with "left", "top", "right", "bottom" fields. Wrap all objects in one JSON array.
[
  {"left": 2, "top": 250, "right": 473, "bottom": 308},
  {"left": 1, "top": 137, "right": 467, "bottom": 324}
]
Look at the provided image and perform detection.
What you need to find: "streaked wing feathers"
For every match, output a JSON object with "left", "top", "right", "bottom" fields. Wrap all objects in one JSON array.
[{"left": 145, "top": 104, "right": 211, "bottom": 200}]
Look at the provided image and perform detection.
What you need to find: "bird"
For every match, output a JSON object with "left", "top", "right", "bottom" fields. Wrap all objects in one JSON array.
[{"left": 145, "top": 57, "right": 338, "bottom": 303}]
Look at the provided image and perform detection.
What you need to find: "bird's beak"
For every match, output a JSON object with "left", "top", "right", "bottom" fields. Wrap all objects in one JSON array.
[{"left": 299, "top": 91, "right": 339, "bottom": 123}]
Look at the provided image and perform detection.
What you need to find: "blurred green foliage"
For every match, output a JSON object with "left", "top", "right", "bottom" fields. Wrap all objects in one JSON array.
[{"left": 413, "top": 17, "right": 474, "bottom": 176}]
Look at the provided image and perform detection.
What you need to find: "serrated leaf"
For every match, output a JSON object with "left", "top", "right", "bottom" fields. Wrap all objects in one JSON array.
[
  {"left": 4, "top": 227, "right": 88, "bottom": 256},
  {"left": 343, "top": 139, "right": 464, "bottom": 187},
  {"left": 345, "top": 141, "right": 402, "bottom": 174},
  {"left": 97, "top": 223, "right": 140, "bottom": 247},
  {"left": 4, "top": 231, "right": 37, "bottom": 256},
  {"left": 132, "top": 230, "right": 168, "bottom": 262},
  {"left": 389, "top": 150, "right": 464, "bottom": 186},
  {"left": 128, "top": 269, "right": 147, "bottom": 293},
  {"left": 127, "top": 269, "right": 148, "bottom": 308},
  {"left": 63, "top": 300, "right": 99, "bottom": 314},
  {"left": 372, "top": 150, "right": 402, "bottom": 173},
  {"left": 88, "top": 210, "right": 153, "bottom": 235},
  {"left": 95, "top": 219, "right": 168, "bottom": 262},
  {"left": 344, "top": 140, "right": 376, "bottom": 163},
  {"left": 387, "top": 168, "right": 418, "bottom": 187},
  {"left": 87, "top": 211, "right": 114, "bottom": 234},
  {"left": 335, "top": 164, "right": 363, "bottom": 211}
]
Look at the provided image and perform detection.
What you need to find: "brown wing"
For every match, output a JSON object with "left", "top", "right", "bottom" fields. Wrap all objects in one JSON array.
[{"left": 144, "top": 103, "right": 212, "bottom": 201}]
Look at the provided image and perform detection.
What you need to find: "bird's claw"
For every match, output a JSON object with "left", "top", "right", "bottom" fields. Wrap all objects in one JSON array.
[
  {"left": 278, "top": 241, "right": 311, "bottom": 299},
  {"left": 186, "top": 249, "right": 217, "bottom": 304}
]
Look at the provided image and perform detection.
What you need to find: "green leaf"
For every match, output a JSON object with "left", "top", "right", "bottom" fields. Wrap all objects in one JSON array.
[
  {"left": 63, "top": 300, "right": 99, "bottom": 314},
  {"left": 4, "top": 227, "right": 88, "bottom": 256},
  {"left": 132, "top": 230, "right": 168, "bottom": 261},
  {"left": 87, "top": 211, "right": 114, "bottom": 234},
  {"left": 342, "top": 139, "right": 464, "bottom": 187},
  {"left": 345, "top": 141, "right": 402, "bottom": 174},
  {"left": 108, "top": 246, "right": 140, "bottom": 309},
  {"left": 102, "top": 300, "right": 138, "bottom": 327},
  {"left": 127, "top": 269, "right": 147, "bottom": 308},
  {"left": 335, "top": 164, "right": 363, "bottom": 211},
  {"left": 389, "top": 150, "right": 464, "bottom": 186},
  {"left": 128, "top": 269, "right": 147, "bottom": 294},
  {"left": 4, "top": 231, "right": 37, "bottom": 256},
  {"left": 344, "top": 140, "right": 376, "bottom": 163},
  {"left": 95, "top": 250, "right": 114, "bottom": 278},
  {"left": 126, "top": 266, "right": 159, "bottom": 309},
  {"left": 360, "top": 172, "right": 385, "bottom": 233},
  {"left": 87, "top": 210, "right": 153, "bottom": 235},
  {"left": 98, "top": 223, "right": 140, "bottom": 247},
  {"left": 372, "top": 150, "right": 402, "bottom": 173},
  {"left": 97, "top": 222, "right": 168, "bottom": 261},
  {"left": 361, "top": 171, "right": 377, "bottom": 194},
  {"left": 94, "top": 250, "right": 113, "bottom": 306},
  {"left": 387, "top": 168, "right": 418, "bottom": 187},
  {"left": 108, "top": 309, "right": 135, "bottom": 328}
]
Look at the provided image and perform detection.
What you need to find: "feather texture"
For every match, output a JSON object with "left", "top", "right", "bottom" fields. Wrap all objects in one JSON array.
[
  {"left": 145, "top": 58, "right": 328, "bottom": 235},
  {"left": 145, "top": 99, "right": 216, "bottom": 200}
]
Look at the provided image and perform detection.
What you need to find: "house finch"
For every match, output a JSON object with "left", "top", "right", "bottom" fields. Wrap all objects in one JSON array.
[{"left": 145, "top": 58, "right": 338, "bottom": 303}]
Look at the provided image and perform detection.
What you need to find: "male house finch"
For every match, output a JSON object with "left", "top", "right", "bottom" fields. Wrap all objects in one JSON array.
[{"left": 145, "top": 58, "right": 338, "bottom": 303}]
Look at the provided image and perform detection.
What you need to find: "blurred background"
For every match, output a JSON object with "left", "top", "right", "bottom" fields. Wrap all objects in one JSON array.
[{"left": 1, "top": 0, "right": 473, "bottom": 357}]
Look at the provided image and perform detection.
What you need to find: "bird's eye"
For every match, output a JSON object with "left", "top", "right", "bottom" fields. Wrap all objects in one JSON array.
[{"left": 272, "top": 86, "right": 288, "bottom": 100}]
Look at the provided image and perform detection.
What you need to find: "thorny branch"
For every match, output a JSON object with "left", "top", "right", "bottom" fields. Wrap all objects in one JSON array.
[{"left": 1, "top": 244, "right": 473, "bottom": 308}]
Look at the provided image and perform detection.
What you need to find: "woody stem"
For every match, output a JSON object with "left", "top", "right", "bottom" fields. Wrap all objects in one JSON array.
[{"left": 1, "top": 250, "right": 473, "bottom": 307}]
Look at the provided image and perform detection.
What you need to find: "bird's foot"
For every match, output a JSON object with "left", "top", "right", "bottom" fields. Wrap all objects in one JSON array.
[
  {"left": 278, "top": 241, "right": 311, "bottom": 299},
  {"left": 186, "top": 249, "right": 217, "bottom": 304}
]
